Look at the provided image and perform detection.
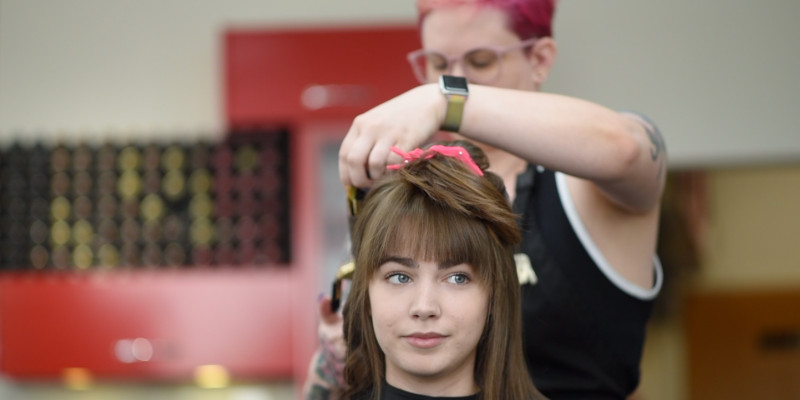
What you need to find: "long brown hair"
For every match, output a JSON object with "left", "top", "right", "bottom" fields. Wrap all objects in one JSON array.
[{"left": 340, "top": 140, "right": 544, "bottom": 400}]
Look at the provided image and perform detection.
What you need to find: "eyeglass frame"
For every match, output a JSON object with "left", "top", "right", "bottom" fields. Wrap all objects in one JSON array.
[{"left": 406, "top": 37, "right": 539, "bottom": 85}]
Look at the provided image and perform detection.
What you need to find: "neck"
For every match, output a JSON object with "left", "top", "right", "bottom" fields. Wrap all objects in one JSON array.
[
  {"left": 385, "top": 363, "right": 479, "bottom": 397},
  {"left": 484, "top": 148, "right": 527, "bottom": 203}
]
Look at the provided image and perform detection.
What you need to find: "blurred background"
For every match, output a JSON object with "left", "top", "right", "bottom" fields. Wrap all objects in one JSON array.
[{"left": 1, "top": 1, "right": 798, "bottom": 399}]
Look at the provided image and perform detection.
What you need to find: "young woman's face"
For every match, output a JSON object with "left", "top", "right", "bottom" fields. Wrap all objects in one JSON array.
[
  {"left": 420, "top": 4, "right": 540, "bottom": 91},
  {"left": 369, "top": 254, "right": 489, "bottom": 395}
]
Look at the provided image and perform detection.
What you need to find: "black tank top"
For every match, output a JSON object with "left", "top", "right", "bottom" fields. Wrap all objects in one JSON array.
[{"left": 514, "top": 165, "right": 658, "bottom": 400}]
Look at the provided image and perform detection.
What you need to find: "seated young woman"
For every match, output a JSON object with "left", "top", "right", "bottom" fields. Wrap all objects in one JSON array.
[{"left": 338, "top": 140, "right": 547, "bottom": 400}]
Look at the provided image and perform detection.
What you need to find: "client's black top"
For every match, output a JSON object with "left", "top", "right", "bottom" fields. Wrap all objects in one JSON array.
[{"left": 353, "top": 382, "right": 479, "bottom": 400}]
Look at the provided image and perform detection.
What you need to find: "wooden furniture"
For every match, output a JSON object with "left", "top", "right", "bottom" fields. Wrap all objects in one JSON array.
[{"left": 686, "top": 289, "right": 800, "bottom": 399}]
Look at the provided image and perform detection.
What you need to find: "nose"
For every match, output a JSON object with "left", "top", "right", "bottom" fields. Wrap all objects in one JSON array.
[
  {"left": 448, "top": 60, "right": 467, "bottom": 79},
  {"left": 409, "top": 281, "right": 441, "bottom": 320}
]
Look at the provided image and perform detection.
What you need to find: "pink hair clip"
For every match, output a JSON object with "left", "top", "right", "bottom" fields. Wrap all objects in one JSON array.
[{"left": 386, "top": 145, "right": 484, "bottom": 176}]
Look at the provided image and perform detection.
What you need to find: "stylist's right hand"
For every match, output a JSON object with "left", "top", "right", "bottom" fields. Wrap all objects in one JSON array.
[{"left": 338, "top": 84, "right": 443, "bottom": 188}]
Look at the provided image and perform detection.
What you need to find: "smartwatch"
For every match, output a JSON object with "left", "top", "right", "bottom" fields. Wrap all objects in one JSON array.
[{"left": 439, "top": 75, "right": 469, "bottom": 132}]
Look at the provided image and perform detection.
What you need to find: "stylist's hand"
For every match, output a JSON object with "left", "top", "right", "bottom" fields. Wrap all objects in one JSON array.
[{"left": 339, "top": 83, "right": 444, "bottom": 188}]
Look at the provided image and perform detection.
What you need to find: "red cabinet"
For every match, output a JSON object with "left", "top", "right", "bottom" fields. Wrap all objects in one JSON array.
[
  {"left": 0, "top": 24, "right": 420, "bottom": 390},
  {"left": 225, "top": 24, "right": 419, "bottom": 125},
  {"left": 0, "top": 270, "right": 293, "bottom": 380}
]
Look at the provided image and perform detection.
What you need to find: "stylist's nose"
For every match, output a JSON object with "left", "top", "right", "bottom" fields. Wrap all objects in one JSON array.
[
  {"left": 409, "top": 281, "right": 440, "bottom": 320},
  {"left": 449, "top": 61, "right": 467, "bottom": 79}
]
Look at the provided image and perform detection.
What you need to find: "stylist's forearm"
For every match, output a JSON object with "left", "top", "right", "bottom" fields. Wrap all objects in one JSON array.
[{"left": 460, "top": 85, "right": 638, "bottom": 181}]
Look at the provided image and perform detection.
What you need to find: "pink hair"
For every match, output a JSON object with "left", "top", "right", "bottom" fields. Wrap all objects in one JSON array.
[{"left": 417, "top": 0, "right": 557, "bottom": 39}]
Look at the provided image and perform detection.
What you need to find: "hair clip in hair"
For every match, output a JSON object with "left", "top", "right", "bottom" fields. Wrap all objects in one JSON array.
[{"left": 386, "top": 145, "right": 484, "bottom": 176}]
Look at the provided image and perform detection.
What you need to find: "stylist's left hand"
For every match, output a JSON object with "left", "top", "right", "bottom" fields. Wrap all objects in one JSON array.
[{"left": 339, "top": 83, "right": 443, "bottom": 188}]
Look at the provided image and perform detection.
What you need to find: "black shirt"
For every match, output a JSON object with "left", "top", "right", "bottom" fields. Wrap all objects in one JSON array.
[
  {"left": 353, "top": 382, "right": 480, "bottom": 400},
  {"left": 383, "top": 384, "right": 479, "bottom": 400},
  {"left": 514, "top": 166, "right": 662, "bottom": 400}
]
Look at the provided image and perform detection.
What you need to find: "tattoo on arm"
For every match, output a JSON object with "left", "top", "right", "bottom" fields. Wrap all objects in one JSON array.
[
  {"left": 642, "top": 120, "right": 666, "bottom": 179},
  {"left": 315, "top": 343, "right": 345, "bottom": 387},
  {"left": 623, "top": 111, "right": 667, "bottom": 180},
  {"left": 646, "top": 123, "right": 665, "bottom": 161}
]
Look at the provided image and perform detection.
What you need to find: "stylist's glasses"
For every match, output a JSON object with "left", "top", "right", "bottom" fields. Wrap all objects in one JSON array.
[{"left": 407, "top": 38, "right": 538, "bottom": 85}]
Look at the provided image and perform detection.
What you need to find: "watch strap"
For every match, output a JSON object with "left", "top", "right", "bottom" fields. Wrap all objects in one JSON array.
[{"left": 441, "top": 92, "right": 467, "bottom": 132}]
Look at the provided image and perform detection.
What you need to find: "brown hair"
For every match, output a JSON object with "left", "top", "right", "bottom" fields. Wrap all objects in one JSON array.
[{"left": 340, "top": 140, "right": 544, "bottom": 400}]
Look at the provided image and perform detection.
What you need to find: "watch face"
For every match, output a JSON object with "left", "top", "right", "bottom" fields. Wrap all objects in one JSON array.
[{"left": 441, "top": 75, "right": 469, "bottom": 95}]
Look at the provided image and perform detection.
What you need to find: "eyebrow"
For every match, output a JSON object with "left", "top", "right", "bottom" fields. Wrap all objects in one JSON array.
[{"left": 381, "top": 256, "right": 462, "bottom": 270}]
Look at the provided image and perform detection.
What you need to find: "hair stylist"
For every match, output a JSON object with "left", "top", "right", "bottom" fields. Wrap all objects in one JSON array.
[{"left": 309, "top": 1, "right": 667, "bottom": 399}]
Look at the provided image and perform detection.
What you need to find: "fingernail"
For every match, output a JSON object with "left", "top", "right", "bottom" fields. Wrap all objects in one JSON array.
[{"left": 317, "top": 292, "right": 325, "bottom": 302}]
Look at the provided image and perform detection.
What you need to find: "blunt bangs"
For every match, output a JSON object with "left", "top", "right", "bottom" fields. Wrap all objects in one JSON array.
[{"left": 357, "top": 184, "right": 506, "bottom": 286}]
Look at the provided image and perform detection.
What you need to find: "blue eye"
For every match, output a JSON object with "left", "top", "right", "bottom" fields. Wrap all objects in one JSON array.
[
  {"left": 447, "top": 273, "right": 470, "bottom": 285},
  {"left": 387, "top": 273, "right": 411, "bottom": 284}
]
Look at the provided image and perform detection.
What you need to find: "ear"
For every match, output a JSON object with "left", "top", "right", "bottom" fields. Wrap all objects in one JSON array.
[{"left": 528, "top": 37, "right": 557, "bottom": 86}]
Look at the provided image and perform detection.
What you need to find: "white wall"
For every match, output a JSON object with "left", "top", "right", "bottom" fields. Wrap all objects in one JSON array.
[
  {"left": 0, "top": 0, "right": 415, "bottom": 144},
  {"left": 546, "top": 0, "right": 800, "bottom": 167},
  {"left": 1, "top": 0, "right": 799, "bottom": 167}
]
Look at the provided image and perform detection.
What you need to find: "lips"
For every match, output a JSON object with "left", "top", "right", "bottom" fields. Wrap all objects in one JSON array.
[{"left": 404, "top": 332, "right": 447, "bottom": 348}]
